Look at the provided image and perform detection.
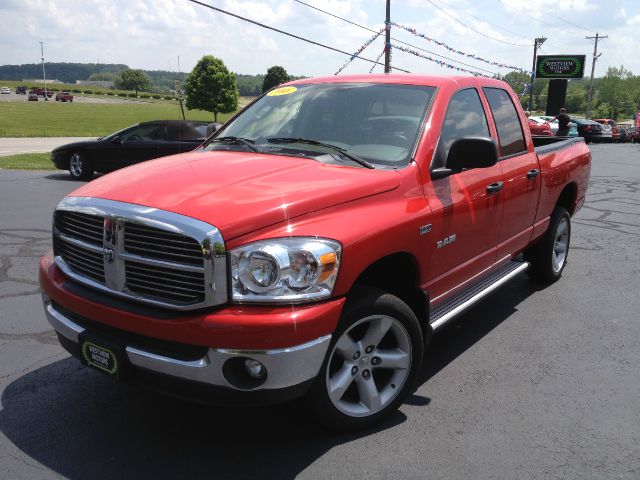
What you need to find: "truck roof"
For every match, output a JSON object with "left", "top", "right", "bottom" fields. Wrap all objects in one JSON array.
[{"left": 287, "top": 73, "right": 511, "bottom": 91}]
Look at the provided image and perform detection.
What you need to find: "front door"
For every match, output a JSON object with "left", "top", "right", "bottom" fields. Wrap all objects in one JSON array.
[{"left": 423, "top": 88, "right": 504, "bottom": 303}]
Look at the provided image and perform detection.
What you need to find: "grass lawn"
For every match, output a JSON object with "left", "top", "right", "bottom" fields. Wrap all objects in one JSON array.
[
  {"left": 0, "top": 102, "right": 237, "bottom": 137},
  {"left": 0, "top": 153, "right": 54, "bottom": 170}
]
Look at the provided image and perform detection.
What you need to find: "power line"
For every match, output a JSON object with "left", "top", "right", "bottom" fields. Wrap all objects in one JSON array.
[
  {"left": 528, "top": 0, "right": 593, "bottom": 33},
  {"left": 424, "top": 0, "right": 531, "bottom": 47},
  {"left": 293, "top": 0, "right": 496, "bottom": 75},
  {"left": 185, "top": 0, "right": 411, "bottom": 73},
  {"left": 431, "top": 0, "right": 530, "bottom": 41}
]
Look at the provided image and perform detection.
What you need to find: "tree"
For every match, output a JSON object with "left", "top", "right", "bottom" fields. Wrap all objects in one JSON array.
[
  {"left": 597, "top": 66, "right": 632, "bottom": 120},
  {"left": 184, "top": 55, "right": 238, "bottom": 122},
  {"left": 262, "top": 66, "right": 290, "bottom": 93},
  {"left": 117, "top": 69, "right": 151, "bottom": 94}
]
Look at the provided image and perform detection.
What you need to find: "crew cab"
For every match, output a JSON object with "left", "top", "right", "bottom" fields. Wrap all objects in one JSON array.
[
  {"left": 55, "top": 91, "right": 74, "bottom": 102},
  {"left": 39, "top": 75, "right": 591, "bottom": 430}
]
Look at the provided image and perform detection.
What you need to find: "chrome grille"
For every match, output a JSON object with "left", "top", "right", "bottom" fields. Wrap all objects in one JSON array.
[
  {"left": 124, "top": 222, "right": 204, "bottom": 266},
  {"left": 52, "top": 197, "right": 227, "bottom": 311},
  {"left": 126, "top": 261, "right": 205, "bottom": 305},
  {"left": 53, "top": 237, "right": 105, "bottom": 283},
  {"left": 54, "top": 211, "right": 103, "bottom": 245}
]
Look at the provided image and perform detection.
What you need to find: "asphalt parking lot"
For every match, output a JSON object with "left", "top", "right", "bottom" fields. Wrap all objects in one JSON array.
[{"left": 1, "top": 143, "right": 639, "bottom": 479}]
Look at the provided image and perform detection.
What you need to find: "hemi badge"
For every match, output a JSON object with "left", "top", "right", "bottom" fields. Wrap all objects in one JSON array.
[{"left": 419, "top": 224, "right": 432, "bottom": 235}]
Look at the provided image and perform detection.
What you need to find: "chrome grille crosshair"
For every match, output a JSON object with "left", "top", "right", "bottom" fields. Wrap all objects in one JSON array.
[{"left": 52, "top": 197, "right": 227, "bottom": 311}]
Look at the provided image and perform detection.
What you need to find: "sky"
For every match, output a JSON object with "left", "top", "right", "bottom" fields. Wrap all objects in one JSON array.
[{"left": 1, "top": 0, "right": 638, "bottom": 79}]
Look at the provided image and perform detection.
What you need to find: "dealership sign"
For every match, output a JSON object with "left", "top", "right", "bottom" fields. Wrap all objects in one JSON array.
[{"left": 536, "top": 55, "right": 586, "bottom": 79}]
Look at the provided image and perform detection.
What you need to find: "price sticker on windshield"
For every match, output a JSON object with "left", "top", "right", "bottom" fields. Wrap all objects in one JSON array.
[{"left": 267, "top": 86, "right": 297, "bottom": 96}]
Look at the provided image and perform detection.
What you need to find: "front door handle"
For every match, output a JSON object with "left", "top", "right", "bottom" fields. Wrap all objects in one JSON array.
[
  {"left": 486, "top": 181, "right": 504, "bottom": 194},
  {"left": 527, "top": 169, "right": 540, "bottom": 179}
]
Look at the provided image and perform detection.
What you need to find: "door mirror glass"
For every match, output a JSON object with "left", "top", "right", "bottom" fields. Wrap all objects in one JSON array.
[{"left": 446, "top": 137, "right": 498, "bottom": 171}]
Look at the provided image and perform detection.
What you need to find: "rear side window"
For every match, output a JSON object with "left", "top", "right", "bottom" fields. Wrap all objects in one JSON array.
[
  {"left": 436, "top": 88, "right": 490, "bottom": 166},
  {"left": 483, "top": 87, "right": 526, "bottom": 157}
]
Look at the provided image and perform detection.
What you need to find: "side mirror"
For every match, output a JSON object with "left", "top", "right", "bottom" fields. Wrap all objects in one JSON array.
[{"left": 446, "top": 137, "right": 498, "bottom": 172}]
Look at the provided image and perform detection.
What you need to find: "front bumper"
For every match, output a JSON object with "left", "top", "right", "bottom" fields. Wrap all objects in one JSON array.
[{"left": 44, "top": 298, "right": 331, "bottom": 403}]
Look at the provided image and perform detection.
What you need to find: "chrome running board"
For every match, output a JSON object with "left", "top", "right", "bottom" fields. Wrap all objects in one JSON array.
[{"left": 429, "top": 260, "right": 530, "bottom": 331}]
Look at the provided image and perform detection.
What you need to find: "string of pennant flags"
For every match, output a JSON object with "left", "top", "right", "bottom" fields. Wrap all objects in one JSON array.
[
  {"left": 334, "top": 28, "right": 385, "bottom": 75},
  {"left": 369, "top": 48, "right": 387, "bottom": 73},
  {"left": 332, "top": 22, "right": 532, "bottom": 97},
  {"left": 390, "top": 22, "right": 531, "bottom": 75}
]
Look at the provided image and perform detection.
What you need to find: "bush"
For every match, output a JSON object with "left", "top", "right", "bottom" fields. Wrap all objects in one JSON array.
[
  {"left": 72, "top": 89, "right": 82, "bottom": 93},
  {"left": 83, "top": 90, "right": 94, "bottom": 94},
  {"left": 139, "top": 94, "right": 150, "bottom": 99},
  {"left": 152, "top": 94, "right": 162, "bottom": 99},
  {"left": 128, "top": 93, "right": 137, "bottom": 98},
  {"left": 118, "top": 92, "right": 128, "bottom": 97}
]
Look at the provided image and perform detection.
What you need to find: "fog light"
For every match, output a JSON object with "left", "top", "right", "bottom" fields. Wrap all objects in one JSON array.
[{"left": 244, "top": 358, "right": 266, "bottom": 379}]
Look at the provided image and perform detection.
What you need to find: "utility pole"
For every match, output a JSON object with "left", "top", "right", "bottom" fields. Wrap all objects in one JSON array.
[
  {"left": 585, "top": 32, "right": 607, "bottom": 118},
  {"left": 528, "top": 37, "right": 546, "bottom": 112},
  {"left": 384, "top": 0, "right": 391, "bottom": 73},
  {"left": 40, "top": 41, "right": 48, "bottom": 101}
]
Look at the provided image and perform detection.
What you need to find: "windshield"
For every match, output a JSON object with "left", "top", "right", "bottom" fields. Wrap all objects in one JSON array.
[{"left": 203, "top": 82, "right": 435, "bottom": 168}]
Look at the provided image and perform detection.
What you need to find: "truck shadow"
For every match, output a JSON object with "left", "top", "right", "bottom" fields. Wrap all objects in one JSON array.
[{"left": 0, "top": 276, "right": 540, "bottom": 480}]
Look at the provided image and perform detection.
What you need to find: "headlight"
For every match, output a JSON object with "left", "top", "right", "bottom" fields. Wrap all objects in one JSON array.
[{"left": 230, "top": 238, "right": 341, "bottom": 304}]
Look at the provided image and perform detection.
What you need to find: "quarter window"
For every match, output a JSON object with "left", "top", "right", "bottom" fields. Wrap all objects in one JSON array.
[{"left": 483, "top": 88, "right": 526, "bottom": 157}]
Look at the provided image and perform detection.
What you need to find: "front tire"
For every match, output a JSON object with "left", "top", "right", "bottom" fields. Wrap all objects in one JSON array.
[
  {"left": 310, "top": 288, "right": 424, "bottom": 431},
  {"left": 68, "top": 152, "right": 93, "bottom": 180},
  {"left": 525, "top": 206, "right": 571, "bottom": 283}
]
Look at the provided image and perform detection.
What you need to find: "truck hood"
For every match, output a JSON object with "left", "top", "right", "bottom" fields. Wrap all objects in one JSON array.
[{"left": 70, "top": 150, "right": 401, "bottom": 240}]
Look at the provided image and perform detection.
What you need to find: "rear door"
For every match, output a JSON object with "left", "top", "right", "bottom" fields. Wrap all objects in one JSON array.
[
  {"left": 482, "top": 87, "right": 541, "bottom": 258},
  {"left": 424, "top": 88, "right": 503, "bottom": 302}
]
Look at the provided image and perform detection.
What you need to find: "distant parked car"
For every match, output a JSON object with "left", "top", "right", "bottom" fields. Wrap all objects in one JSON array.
[
  {"left": 28, "top": 92, "right": 38, "bottom": 101},
  {"left": 572, "top": 118, "right": 604, "bottom": 143},
  {"left": 1, "top": 87, "right": 10, "bottom": 94},
  {"left": 51, "top": 120, "right": 213, "bottom": 180},
  {"left": 539, "top": 115, "right": 579, "bottom": 137},
  {"left": 626, "top": 126, "right": 640, "bottom": 143},
  {"left": 55, "top": 91, "right": 74, "bottom": 102},
  {"left": 617, "top": 125, "right": 631, "bottom": 143},
  {"left": 32, "top": 87, "right": 53, "bottom": 98},
  {"left": 527, "top": 116, "right": 553, "bottom": 136},
  {"left": 593, "top": 119, "right": 619, "bottom": 142},
  {"left": 15, "top": 86, "right": 27, "bottom": 94}
]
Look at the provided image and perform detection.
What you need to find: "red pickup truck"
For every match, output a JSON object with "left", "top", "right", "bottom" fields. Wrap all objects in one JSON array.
[
  {"left": 55, "top": 91, "right": 74, "bottom": 102},
  {"left": 40, "top": 75, "right": 590, "bottom": 430}
]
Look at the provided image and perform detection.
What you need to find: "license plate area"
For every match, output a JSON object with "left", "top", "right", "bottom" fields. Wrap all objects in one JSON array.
[{"left": 80, "top": 334, "right": 126, "bottom": 379}]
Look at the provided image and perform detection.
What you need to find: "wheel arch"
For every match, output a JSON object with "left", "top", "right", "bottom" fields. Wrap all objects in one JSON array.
[
  {"left": 556, "top": 182, "right": 578, "bottom": 216},
  {"left": 348, "top": 252, "right": 431, "bottom": 343}
]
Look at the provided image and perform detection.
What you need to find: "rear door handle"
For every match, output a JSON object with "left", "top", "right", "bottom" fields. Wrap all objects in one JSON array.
[
  {"left": 527, "top": 169, "right": 540, "bottom": 179},
  {"left": 486, "top": 181, "right": 504, "bottom": 194}
]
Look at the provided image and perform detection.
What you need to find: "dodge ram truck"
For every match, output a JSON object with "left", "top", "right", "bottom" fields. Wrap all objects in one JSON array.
[{"left": 40, "top": 75, "right": 591, "bottom": 430}]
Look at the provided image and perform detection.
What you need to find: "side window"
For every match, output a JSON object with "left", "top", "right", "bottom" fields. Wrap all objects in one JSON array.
[
  {"left": 483, "top": 88, "right": 526, "bottom": 157},
  {"left": 436, "top": 88, "right": 490, "bottom": 166},
  {"left": 121, "top": 125, "right": 167, "bottom": 142}
]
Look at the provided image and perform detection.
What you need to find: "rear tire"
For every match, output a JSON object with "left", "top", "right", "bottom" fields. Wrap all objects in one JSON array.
[
  {"left": 309, "top": 287, "right": 424, "bottom": 431},
  {"left": 525, "top": 206, "right": 571, "bottom": 283},
  {"left": 68, "top": 152, "right": 93, "bottom": 180}
]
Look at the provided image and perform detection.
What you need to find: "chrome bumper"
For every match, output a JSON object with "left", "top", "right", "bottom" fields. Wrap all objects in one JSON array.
[{"left": 44, "top": 300, "right": 331, "bottom": 391}]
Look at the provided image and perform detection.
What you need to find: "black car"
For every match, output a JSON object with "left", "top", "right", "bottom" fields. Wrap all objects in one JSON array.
[
  {"left": 571, "top": 118, "right": 603, "bottom": 144},
  {"left": 51, "top": 120, "right": 219, "bottom": 180},
  {"left": 15, "top": 86, "right": 27, "bottom": 94}
]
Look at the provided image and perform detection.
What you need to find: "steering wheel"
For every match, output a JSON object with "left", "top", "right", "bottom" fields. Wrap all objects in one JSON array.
[{"left": 376, "top": 133, "right": 409, "bottom": 148}]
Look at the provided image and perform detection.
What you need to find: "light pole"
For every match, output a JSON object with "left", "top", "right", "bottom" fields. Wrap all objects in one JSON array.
[
  {"left": 585, "top": 33, "right": 607, "bottom": 118},
  {"left": 40, "top": 41, "right": 48, "bottom": 101},
  {"left": 528, "top": 37, "right": 546, "bottom": 112}
]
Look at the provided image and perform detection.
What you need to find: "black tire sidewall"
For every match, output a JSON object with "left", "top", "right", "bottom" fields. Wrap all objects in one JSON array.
[
  {"left": 527, "top": 206, "right": 571, "bottom": 283},
  {"left": 309, "top": 287, "right": 424, "bottom": 431}
]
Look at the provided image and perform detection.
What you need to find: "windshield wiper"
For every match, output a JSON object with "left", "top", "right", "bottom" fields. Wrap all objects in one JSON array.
[
  {"left": 210, "top": 136, "right": 259, "bottom": 152},
  {"left": 265, "top": 137, "right": 374, "bottom": 169}
]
